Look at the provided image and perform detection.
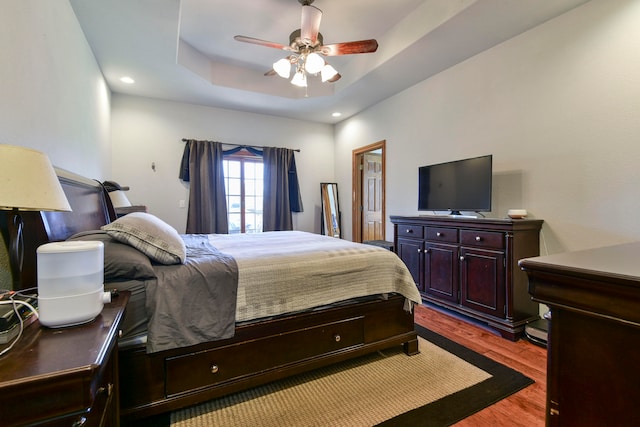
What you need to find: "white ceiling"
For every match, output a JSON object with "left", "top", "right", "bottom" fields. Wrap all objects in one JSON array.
[{"left": 70, "top": 0, "right": 591, "bottom": 124}]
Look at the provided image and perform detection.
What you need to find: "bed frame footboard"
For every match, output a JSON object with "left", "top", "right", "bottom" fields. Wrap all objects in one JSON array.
[{"left": 119, "top": 294, "right": 418, "bottom": 422}]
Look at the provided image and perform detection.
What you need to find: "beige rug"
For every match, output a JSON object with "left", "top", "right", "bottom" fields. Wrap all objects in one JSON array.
[{"left": 171, "top": 336, "right": 491, "bottom": 427}]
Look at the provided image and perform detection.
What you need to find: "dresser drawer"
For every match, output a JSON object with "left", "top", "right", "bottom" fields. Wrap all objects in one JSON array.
[
  {"left": 396, "top": 224, "right": 423, "bottom": 239},
  {"left": 425, "top": 227, "right": 458, "bottom": 243},
  {"left": 165, "top": 317, "right": 365, "bottom": 396},
  {"left": 460, "top": 230, "right": 504, "bottom": 249}
]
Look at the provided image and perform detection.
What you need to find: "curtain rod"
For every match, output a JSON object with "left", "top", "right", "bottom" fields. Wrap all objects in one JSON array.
[{"left": 181, "top": 139, "right": 300, "bottom": 152}]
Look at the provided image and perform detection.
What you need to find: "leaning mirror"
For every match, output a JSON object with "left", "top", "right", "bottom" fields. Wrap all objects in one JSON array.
[{"left": 320, "top": 183, "right": 341, "bottom": 238}]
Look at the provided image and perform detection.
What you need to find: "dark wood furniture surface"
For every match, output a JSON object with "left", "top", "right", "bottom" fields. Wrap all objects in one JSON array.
[
  {"left": 0, "top": 292, "right": 128, "bottom": 427},
  {"left": 114, "top": 205, "right": 147, "bottom": 218},
  {"left": 391, "top": 215, "right": 543, "bottom": 340},
  {"left": 520, "top": 242, "right": 640, "bottom": 427},
  {"left": 16, "top": 169, "right": 418, "bottom": 423}
]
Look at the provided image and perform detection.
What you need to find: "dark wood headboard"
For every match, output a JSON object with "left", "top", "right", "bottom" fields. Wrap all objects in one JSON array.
[{"left": 14, "top": 168, "right": 115, "bottom": 289}]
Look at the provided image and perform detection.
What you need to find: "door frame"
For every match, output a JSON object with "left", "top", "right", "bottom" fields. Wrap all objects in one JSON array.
[{"left": 352, "top": 140, "right": 386, "bottom": 243}]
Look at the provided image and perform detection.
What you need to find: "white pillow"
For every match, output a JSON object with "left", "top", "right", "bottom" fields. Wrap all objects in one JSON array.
[{"left": 102, "top": 212, "right": 186, "bottom": 265}]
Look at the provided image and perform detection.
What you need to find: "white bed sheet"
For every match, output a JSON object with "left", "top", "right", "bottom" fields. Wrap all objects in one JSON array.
[{"left": 207, "top": 231, "right": 421, "bottom": 322}]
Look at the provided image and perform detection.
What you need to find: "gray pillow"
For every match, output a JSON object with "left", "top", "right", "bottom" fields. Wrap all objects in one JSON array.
[
  {"left": 101, "top": 212, "right": 186, "bottom": 265},
  {"left": 68, "top": 231, "right": 156, "bottom": 281}
]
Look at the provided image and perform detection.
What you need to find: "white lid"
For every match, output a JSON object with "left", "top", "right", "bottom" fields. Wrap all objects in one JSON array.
[{"left": 37, "top": 241, "right": 104, "bottom": 253}]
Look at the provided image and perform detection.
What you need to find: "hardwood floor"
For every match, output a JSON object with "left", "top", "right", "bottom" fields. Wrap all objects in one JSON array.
[{"left": 414, "top": 303, "right": 547, "bottom": 427}]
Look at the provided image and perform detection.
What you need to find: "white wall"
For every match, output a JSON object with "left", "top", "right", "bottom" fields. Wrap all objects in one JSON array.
[
  {"left": 0, "top": 0, "right": 110, "bottom": 289},
  {"left": 0, "top": 0, "right": 111, "bottom": 177},
  {"left": 335, "top": 0, "right": 640, "bottom": 255},
  {"left": 110, "top": 94, "right": 334, "bottom": 233}
]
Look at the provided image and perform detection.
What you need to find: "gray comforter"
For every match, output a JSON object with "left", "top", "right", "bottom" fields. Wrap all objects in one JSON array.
[{"left": 145, "top": 235, "right": 238, "bottom": 353}]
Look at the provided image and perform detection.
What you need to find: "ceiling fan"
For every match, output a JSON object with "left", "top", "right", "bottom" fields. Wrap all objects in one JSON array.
[{"left": 234, "top": 0, "right": 378, "bottom": 88}]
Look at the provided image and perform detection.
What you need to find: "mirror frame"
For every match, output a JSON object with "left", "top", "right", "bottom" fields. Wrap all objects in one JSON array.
[{"left": 320, "top": 183, "right": 341, "bottom": 238}]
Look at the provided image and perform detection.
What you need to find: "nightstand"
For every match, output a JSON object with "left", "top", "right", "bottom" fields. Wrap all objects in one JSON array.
[{"left": 0, "top": 291, "right": 129, "bottom": 426}]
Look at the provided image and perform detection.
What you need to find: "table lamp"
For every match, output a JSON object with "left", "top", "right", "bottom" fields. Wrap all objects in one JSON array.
[{"left": 0, "top": 144, "right": 72, "bottom": 289}]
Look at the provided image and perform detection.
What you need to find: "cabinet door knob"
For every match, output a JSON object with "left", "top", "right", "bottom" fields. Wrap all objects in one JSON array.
[
  {"left": 475, "top": 236, "right": 482, "bottom": 242},
  {"left": 436, "top": 232, "right": 442, "bottom": 237},
  {"left": 211, "top": 364, "right": 219, "bottom": 374},
  {"left": 406, "top": 229, "right": 412, "bottom": 233},
  {"left": 460, "top": 255, "right": 465, "bottom": 261},
  {"left": 334, "top": 334, "right": 341, "bottom": 342},
  {"left": 97, "top": 383, "right": 113, "bottom": 397}
]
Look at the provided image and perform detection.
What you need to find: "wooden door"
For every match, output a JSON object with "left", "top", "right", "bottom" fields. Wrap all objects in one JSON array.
[
  {"left": 397, "top": 237, "right": 422, "bottom": 290},
  {"left": 352, "top": 140, "right": 385, "bottom": 243},
  {"left": 460, "top": 247, "right": 506, "bottom": 317},
  {"left": 424, "top": 243, "right": 459, "bottom": 303},
  {"left": 361, "top": 152, "right": 383, "bottom": 241}
]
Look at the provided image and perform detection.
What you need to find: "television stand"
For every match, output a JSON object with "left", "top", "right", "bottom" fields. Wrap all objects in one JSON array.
[{"left": 391, "top": 215, "right": 543, "bottom": 340}]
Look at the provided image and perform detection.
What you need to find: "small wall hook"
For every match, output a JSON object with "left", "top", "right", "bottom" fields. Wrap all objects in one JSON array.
[{"left": 151, "top": 162, "right": 156, "bottom": 172}]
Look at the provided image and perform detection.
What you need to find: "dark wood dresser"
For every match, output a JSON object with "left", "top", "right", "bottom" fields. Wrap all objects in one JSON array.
[
  {"left": 391, "top": 215, "right": 543, "bottom": 340},
  {"left": 0, "top": 292, "right": 128, "bottom": 426},
  {"left": 520, "top": 243, "right": 640, "bottom": 426}
]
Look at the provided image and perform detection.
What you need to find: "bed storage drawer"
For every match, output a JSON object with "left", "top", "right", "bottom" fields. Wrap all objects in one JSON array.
[{"left": 165, "top": 316, "right": 365, "bottom": 396}]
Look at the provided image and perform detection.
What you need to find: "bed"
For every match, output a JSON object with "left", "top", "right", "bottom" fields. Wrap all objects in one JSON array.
[{"left": 16, "top": 169, "right": 421, "bottom": 423}]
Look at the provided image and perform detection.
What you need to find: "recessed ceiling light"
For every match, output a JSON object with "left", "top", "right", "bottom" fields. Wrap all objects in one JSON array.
[
  {"left": 331, "top": 112, "right": 342, "bottom": 117},
  {"left": 120, "top": 76, "right": 135, "bottom": 84}
]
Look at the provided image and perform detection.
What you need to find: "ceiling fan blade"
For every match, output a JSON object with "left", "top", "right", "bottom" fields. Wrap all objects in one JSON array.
[
  {"left": 320, "top": 39, "right": 379, "bottom": 56},
  {"left": 234, "top": 35, "right": 291, "bottom": 51},
  {"left": 327, "top": 73, "right": 341, "bottom": 83},
  {"left": 300, "top": 5, "right": 322, "bottom": 45}
]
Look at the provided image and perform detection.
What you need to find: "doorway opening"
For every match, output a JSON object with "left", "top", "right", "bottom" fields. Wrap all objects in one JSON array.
[{"left": 352, "top": 140, "right": 385, "bottom": 243}]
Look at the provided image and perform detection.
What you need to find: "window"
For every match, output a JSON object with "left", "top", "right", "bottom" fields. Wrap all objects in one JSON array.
[{"left": 223, "top": 151, "right": 263, "bottom": 234}]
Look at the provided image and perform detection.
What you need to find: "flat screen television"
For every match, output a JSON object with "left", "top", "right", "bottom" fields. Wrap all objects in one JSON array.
[{"left": 418, "top": 155, "right": 492, "bottom": 215}]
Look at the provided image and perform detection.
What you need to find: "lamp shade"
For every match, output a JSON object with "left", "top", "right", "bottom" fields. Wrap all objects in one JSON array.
[
  {"left": 291, "top": 71, "right": 307, "bottom": 87},
  {"left": 321, "top": 64, "right": 339, "bottom": 82},
  {"left": 0, "top": 144, "right": 71, "bottom": 212},
  {"left": 305, "top": 52, "right": 324, "bottom": 74},
  {"left": 108, "top": 190, "right": 132, "bottom": 208},
  {"left": 273, "top": 58, "right": 292, "bottom": 79}
]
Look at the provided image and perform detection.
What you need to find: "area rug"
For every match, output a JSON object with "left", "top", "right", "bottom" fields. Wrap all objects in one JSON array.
[{"left": 155, "top": 325, "right": 532, "bottom": 426}]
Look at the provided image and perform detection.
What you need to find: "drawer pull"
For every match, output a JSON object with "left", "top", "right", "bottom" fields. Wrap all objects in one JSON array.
[
  {"left": 334, "top": 334, "right": 341, "bottom": 342},
  {"left": 460, "top": 256, "right": 465, "bottom": 261},
  {"left": 72, "top": 417, "right": 87, "bottom": 427},
  {"left": 475, "top": 236, "right": 482, "bottom": 242},
  {"left": 436, "top": 232, "right": 442, "bottom": 237},
  {"left": 211, "top": 364, "right": 219, "bottom": 374},
  {"left": 406, "top": 229, "right": 413, "bottom": 234}
]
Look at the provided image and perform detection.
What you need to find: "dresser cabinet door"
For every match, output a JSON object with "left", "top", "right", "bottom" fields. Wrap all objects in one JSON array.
[
  {"left": 397, "top": 237, "right": 422, "bottom": 290},
  {"left": 460, "top": 247, "right": 505, "bottom": 317},
  {"left": 424, "top": 243, "right": 459, "bottom": 303}
]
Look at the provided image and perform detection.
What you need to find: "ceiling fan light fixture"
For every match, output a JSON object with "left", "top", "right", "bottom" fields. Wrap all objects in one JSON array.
[
  {"left": 291, "top": 71, "right": 307, "bottom": 87},
  {"left": 320, "top": 64, "right": 338, "bottom": 82},
  {"left": 304, "top": 52, "right": 324, "bottom": 74},
  {"left": 273, "top": 58, "right": 292, "bottom": 79},
  {"left": 235, "top": 0, "right": 377, "bottom": 89}
]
